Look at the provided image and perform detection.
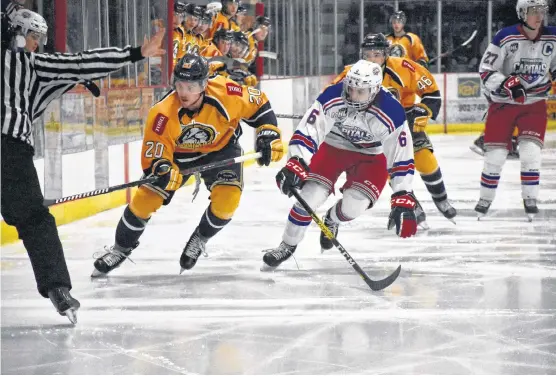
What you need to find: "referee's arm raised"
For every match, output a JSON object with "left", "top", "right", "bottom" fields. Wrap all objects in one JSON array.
[{"left": 31, "top": 28, "right": 166, "bottom": 84}]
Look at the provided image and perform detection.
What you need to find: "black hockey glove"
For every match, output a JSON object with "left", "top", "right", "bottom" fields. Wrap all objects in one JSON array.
[
  {"left": 500, "top": 75, "right": 526, "bottom": 104},
  {"left": 275, "top": 156, "right": 310, "bottom": 197},
  {"left": 387, "top": 191, "right": 417, "bottom": 238},
  {"left": 255, "top": 125, "right": 284, "bottom": 166}
]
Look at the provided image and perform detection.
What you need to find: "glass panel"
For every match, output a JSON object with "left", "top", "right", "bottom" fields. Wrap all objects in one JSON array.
[
  {"left": 441, "top": 1, "right": 487, "bottom": 73},
  {"left": 66, "top": 0, "right": 84, "bottom": 53}
]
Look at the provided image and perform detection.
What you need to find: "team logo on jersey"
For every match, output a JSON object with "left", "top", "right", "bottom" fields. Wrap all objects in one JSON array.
[
  {"left": 513, "top": 58, "right": 547, "bottom": 84},
  {"left": 152, "top": 114, "right": 169, "bottom": 135},
  {"left": 330, "top": 107, "right": 348, "bottom": 120},
  {"left": 389, "top": 44, "right": 407, "bottom": 58},
  {"left": 509, "top": 43, "right": 519, "bottom": 53},
  {"left": 542, "top": 42, "right": 554, "bottom": 56},
  {"left": 177, "top": 121, "right": 219, "bottom": 149},
  {"left": 338, "top": 123, "right": 374, "bottom": 143}
]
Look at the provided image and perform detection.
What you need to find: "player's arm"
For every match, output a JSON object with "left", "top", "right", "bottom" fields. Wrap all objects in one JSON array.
[
  {"left": 140, "top": 108, "right": 181, "bottom": 200},
  {"left": 411, "top": 34, "right": 429, "bottom": 67},
  {"left": 407, "top": 61, "right": 441, "bottom": 132},
  {"left": 238, "top": 84, "right": 284, "bottom": 167},
  {"left": 330, "top": 66, "right": 349, "bottom": 85},
  {"left": 383, "top": 120, "right": 417, "bottom": 238}
]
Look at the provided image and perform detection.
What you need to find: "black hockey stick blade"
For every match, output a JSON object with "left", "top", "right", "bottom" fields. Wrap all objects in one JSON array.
[
  {"left": 291, "top": 190, "right": 401, "bottom": 291},
  {"left": 82, "top": 80, "right": 101, "bottom": 97},
  {"left": 429, "top": 29, "right": 478, "bottom": 64}
]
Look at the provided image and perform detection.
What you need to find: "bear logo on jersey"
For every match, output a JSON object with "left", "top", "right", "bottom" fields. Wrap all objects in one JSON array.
[
  {"left": 177, "top": 122, "right": 220, "bottom": 149},
  {"left": 389, "top": 44, "right": 407, "bottom": 58}
]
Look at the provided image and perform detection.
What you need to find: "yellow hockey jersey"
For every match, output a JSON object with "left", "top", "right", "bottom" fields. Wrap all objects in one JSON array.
[{"left": 386, "top": 32, "right": 429, "bottom": 66}]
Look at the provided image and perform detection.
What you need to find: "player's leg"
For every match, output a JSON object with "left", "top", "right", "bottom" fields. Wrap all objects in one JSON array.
[
  {"left": 470, "top": 132, "right": 486, "bottom": 156},
  {"left": 475, "top": 103, "right": 515, "bottom": 217},
  {"left": 516, "top": 101, "right": 547, "bottom": 221},
  {"left": 91, "top": 178, "right": 180, "bottom": 276},
  {"left": 413, "top": 132, "right": 456, "bottom": 221},
  {"left": 180, "top": 143, "right": 244, "bottom": 271},
  {"left": 262, "top": 143, "right": 345, "bottom": 270}
]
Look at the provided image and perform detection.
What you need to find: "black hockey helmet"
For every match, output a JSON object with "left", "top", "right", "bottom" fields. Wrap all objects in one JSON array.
[
  {"left": 221, "top": 0, "right": 240, "bottom": 16},
  {"left": 236, "top": 4, "right": 247, "bottom": 15},
  {"left": 213, "top": 28, "right": 234, "bottom": 43},
  {"left": 185, "top": 3, "right": 204, "bottom": 18},
  {"left": 174, "top": 1, "right": 186, "bottom": 14},
  {"left": 173, "top": 54, "right": 209, "bottom": 90},
  {"left": 389, "top": 10, "right": 407, "bottom": 25},
  {"left": 229, "top": 31, "right": 250, "bottom": 59},
  {"left": 360, "top": 33, "right": 390, "bottom": 60},
  {"left": 254, "top": 16, "right": 271, "bottom": 29}
]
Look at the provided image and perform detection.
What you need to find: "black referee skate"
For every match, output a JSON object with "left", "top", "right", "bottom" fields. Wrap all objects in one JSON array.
[
  {"left": 261, "top": 242, "right": 297, "bottom": 271},
  {"left": 433, "top": 199, "right": 457, "bottom": 224},
  {"left": 475, "top": 198, "right": 492, "bottom": 220},
  {"left": 320, "top": 208, "right": 339, "bottom": 253},
  {"left": 47, "top": 287, "right": 80, "bottom": 324},
  {"left": 91, "top": 242, "right": 138, "bottom": 277},
  {"left": 470, "top": 134, "right": 486, "bottom": 156},
  {"left": 523, "top": 199, "right": 538, "bottom": 222},
  {"left": 179, "top": 228, "right": 208, "bottom": 273}
]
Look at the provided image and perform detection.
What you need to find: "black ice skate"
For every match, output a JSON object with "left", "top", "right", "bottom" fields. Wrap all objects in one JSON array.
[
  {"left": 433, "top": 199, "right": 457, "bottom": 224},
  {"left": 179, "top": 228, "right": 208, "bottom": 273},
  {"left": 47, "top": 287, "right": 80, "bottom": 324},
  {"left": 470, "top": 135, "right": 486, "bottom": 156},
  {"left": 91, "top": 242, "right": 138, "bottom": 278},
  {"left": 475, "top": 198, "right": 492, "bottom": 220},
  {"left": 320, "top": 208, "right": 339, "bottom": 253},
  {"left": 523, "top": 199, "right": 538, "bottom": 222},
  {"left": 261, "top": 242, "right": 297, "bottom": 271}
]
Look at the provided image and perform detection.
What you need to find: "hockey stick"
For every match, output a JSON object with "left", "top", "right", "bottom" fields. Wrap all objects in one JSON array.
[
  {"left": 258, "top": 51, "right": 278, "bottom": 60},
  {"left": 44, "top": 152, "right": 262, "bottom": 207},
  {"left": 276, "top": 113, "right": 304, "bottom": 119},
  {"left": 428, "top": 29, "right": 478, "bottom": 65},
  {"left": 290, "top": 189, "right": 402, "bottom": 292}
]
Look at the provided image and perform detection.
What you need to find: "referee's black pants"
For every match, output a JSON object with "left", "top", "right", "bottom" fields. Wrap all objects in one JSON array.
[{"left": 1, "top": 136, "right": 72, "bottom": 297}]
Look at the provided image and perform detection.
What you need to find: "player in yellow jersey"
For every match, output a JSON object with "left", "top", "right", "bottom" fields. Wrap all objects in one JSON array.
[
  {"left": 201, "top": 28, "right": 233, "bottom": 58},
  {"left": 244, "top": 16, "right": 271, "bottom": 65},
  {"left": 182, "top": 4, "right": 203, "bottom": 55},
  {"left": 192, "top": 6, "right": 213, "bottom": 43},
  {"left": 331, "top": 33, "right": 456, "bottom": 225},
  {"left": 208, "top": 0, "right": 240, "bottom": 39},
  {"left": 172, "top": 1, "right": 187, "bottom": 68},
  {"left": 91, "top": 54, "right": 284, "bottom": 276},
  {"left": 385, "top": 11, "right": 429, "bottom": 67}
]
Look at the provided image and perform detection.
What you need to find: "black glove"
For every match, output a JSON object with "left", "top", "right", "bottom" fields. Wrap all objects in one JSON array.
[
  {"left": 149, "top": 159, "right": 183, "bottom": 191},
  {"left": 255, "top": 125, "right": 284, "bottom": 166},
  {"left": 275, "top": 156, "right": 310, "bottom": 196},
  {"left": 387, "top": 191, "right": 417, "bottom": 238},
  {"left": 500, "top": 75, "right": 526, "bottom": 104}
]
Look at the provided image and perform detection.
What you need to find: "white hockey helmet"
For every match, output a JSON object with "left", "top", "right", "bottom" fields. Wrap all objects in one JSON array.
[
  {"left": 342, "top": 60, "right": 383, "bottom": 110},
  {"left": 10, "top": 8, "right": 48, "bottom": 45},
  {"left": 516, "top": 0, "right": 548, "bottom": 21}
]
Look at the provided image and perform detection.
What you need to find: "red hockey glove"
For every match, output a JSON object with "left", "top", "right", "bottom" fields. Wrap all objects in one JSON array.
[
  {"left": 387, "top": 191, "right": 417, "bottom": 238},
  {"left": 275, "top": 156, "right": 309, "bottom": 196},
  {"left": 500, "top": 75, "right": 526, "bottom": 104}
]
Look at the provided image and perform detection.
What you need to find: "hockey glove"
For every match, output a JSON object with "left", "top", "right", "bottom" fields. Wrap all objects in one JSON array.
[
  {"left": 387, "top": 191, "right": 417, "bottom": 238},
  {"left": 275, "top": 156, "right": 310, "bottom": 196},
  {"left": 149, "top": 159, "right": 183, "bottom": 191},
  {"left": 255, "top": 124, "right": 284, "bottom": 166},
  {"left": 406, "top": 104, "right": 432, "bottom": 133},
  {"left": 500, "top": 75, "right": 526, "bottom": 104}
]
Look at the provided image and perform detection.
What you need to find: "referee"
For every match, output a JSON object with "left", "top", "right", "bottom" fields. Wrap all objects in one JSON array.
[{"left": 1, "top": 6, "right": 166, "bottom": 324}]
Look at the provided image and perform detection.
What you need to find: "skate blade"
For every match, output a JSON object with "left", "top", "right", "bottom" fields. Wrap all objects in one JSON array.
[
  {"left": 469, "top": 145, "right": 485, "bottom": 156},
  {"left": 179, "top": 267, "right": 185, "bottom": 274},
  {"left": 527, "top": 213, "right": 535, "bottom": 222},
  {"left": 476, "top": 212, "right": 487, "bottom": 220},
  {"left": 63, "top": 308, "right": 78, "bottom": 324},
  {"left": 320, "top": 247, "right": 332, "bottom": 254},
  {"left": 260, "top": 263, "right": 278, "bottom": 272},
  {"left": 90, "top": 268, "right": 107, "bottom": 278},
  {"left": 418, "top": 221, "right": 430, "bottom": 231},
  {"left": 446, "top": 217, "right": 456, "bottom": 225}
]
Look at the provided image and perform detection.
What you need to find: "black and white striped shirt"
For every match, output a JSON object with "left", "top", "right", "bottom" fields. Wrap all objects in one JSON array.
[{"left": 1, "top": 46, "right": 143, "bottom": 147}]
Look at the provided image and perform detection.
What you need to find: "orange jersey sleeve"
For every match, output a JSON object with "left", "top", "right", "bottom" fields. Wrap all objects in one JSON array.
[
  {"left": 208, "top": 12, "right": 230, "bottom": 39},
  {"left": 244, "top": 35, "right": 258, "bottom": 65},
  {"left": 330, "top": 65, "right": 351, "bottom": 85},
  {"left": 201, "top": 42, "right": 223, "bottom": 58},
  {"left": 172, "top": 27, "right": 185, "bottom": 67},
  {"left": 141, "top": 101, "right": 180, "bottom": 172},
  {"left": 406, "top": 32, "right": 429, "bottom": 66}
]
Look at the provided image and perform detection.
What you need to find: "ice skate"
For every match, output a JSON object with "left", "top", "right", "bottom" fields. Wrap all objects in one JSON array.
[
  {"left": 474, "top": 198, "right": 492, "bottom": 220},
  {"left": 261, "top": 242, "right": 297, "bottom": 271},
  {"left": 91, "top": 242, "right": 138, "bottom": 277},
  {"left": 523, "top": 199, "right": 538, "bottom": 222},
  {"left": 320, "top": 208, "right": 339, "bottom": 253},
  {"left": 470, "top": 135, "right": 486, "bottom": 156},
  {"left": 433, "top": 199, "right": 457, "bottom": 224},
  {"left": 179, "top": 228, "right": 208, "bottom": 273},
  {"left": 414, "top": 199, "right": 429, "bottom": 230},
  {"left": 47, "top": 287, "right": 80, "bottom": 324}
]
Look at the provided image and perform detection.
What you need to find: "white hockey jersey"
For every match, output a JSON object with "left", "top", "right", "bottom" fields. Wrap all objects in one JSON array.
[
  {"left": 480, "top": 24, "right": 556, "bottom": 104},
  {"left": 288, "top": 82, "right": 415, "bottom": 194}
]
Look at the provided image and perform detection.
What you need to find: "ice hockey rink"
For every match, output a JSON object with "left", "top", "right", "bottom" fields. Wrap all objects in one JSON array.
[{"left": 1, "top": 133, "right": 555, "bottom": 375}]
